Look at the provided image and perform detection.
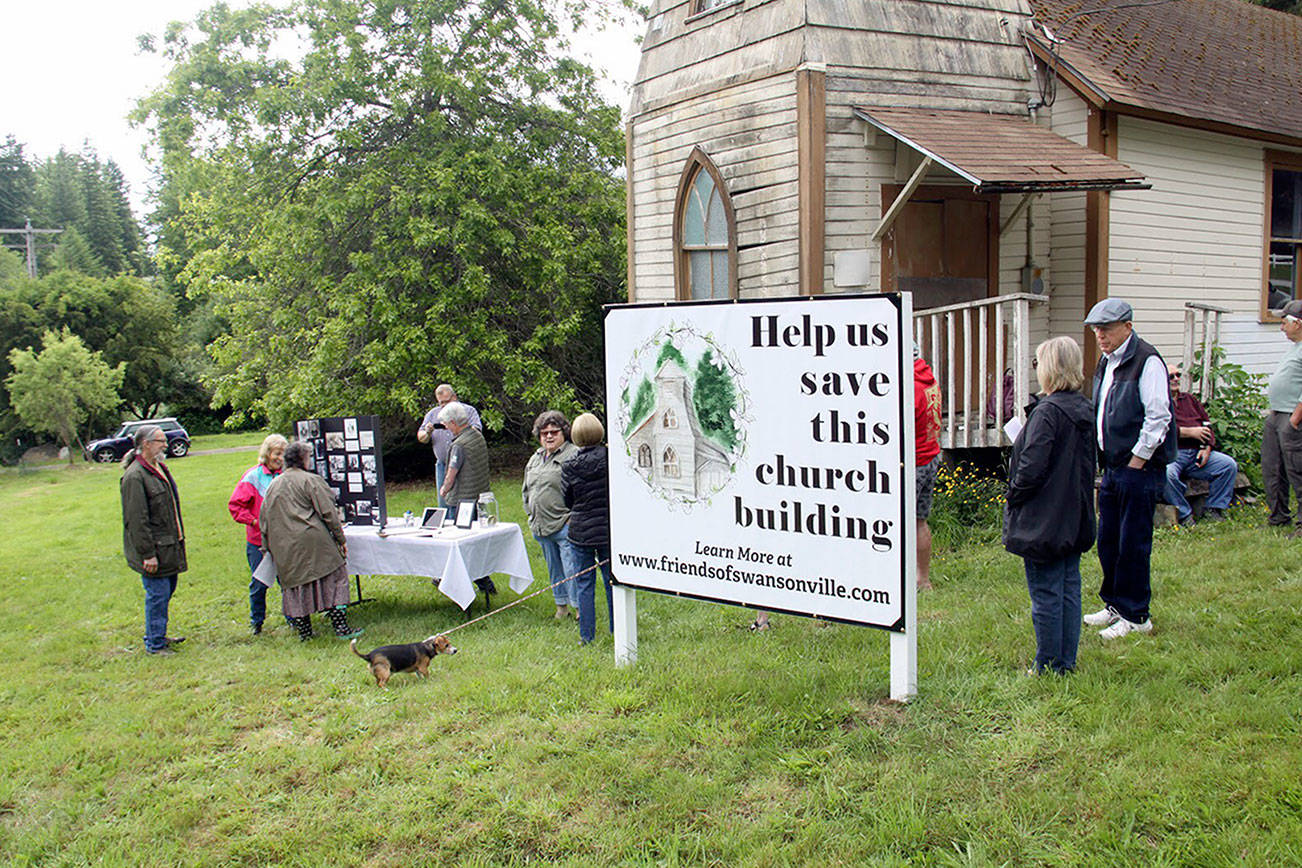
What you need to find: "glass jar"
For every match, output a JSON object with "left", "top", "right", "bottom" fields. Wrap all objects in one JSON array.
[{"left": 477, "top": 492, "right": 499, "bottom": 527}]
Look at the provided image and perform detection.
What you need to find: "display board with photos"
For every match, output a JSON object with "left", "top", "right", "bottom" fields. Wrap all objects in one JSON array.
[{"left": 295, "top": 415, "right": 387, "bottom": 527}]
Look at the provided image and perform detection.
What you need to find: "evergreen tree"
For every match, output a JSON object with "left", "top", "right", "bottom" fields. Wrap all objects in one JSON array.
[{"left": 693, "top": 349, "right": 737, "bottom": 450}]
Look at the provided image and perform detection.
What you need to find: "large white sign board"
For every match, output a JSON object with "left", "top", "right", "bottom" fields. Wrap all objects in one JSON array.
[{"left": 605, "top": 294, "right": 916, "bottom": 697}]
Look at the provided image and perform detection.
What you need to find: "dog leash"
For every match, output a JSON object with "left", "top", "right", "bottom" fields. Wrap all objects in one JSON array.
[{"left": 439, "top": 559, "right": 611, "bottom": 636}]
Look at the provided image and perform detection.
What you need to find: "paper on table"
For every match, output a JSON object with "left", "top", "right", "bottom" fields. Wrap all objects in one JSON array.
[
  {"left": 252, "top": 552, "right": 277, "bottom": 587},
  {"left": 1003, "top": 416, "right": 1024, "bottom": 443}
]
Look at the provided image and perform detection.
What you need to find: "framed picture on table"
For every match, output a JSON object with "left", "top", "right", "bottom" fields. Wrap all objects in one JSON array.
[{"left": 454, "top": 502, "right": 476, "bottom": 529}]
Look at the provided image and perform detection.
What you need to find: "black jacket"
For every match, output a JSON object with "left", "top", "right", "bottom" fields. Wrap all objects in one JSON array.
[
  {"left": 1003, "top": 391, "right": 1097, "bottom": 562},
  {"left": 562, "top": 446, "right": 610, "bottom": 547}
]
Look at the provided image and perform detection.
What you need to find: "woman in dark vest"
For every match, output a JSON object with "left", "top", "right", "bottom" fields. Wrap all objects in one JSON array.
[
  {"left": 562, "top": 412, "right": 614, "bottom": 646},
  {"left": 1004, "top": 337, "right": 1097, "bottom": 674},
  {"left": 120, "top": 425, "right": 187, "bottom": 656}
]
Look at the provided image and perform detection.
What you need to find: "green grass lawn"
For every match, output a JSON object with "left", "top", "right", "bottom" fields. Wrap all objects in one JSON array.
[{"left": 0, "top": 439, "right": 1299, "bottom": 865}]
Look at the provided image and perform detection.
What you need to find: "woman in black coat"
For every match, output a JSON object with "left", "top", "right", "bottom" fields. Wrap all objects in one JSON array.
[
  {"left": 561, "top": 412, "right": 614, "bottom": 646},
  {"left": 1004, "top": 336, "right": 1096, "bottom": 674}
]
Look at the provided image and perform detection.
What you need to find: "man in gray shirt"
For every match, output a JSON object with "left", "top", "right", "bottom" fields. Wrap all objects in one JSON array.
[
  {"left": 417, "top": 384, "right": 482, "bottom": 507},
  {"left": 1262, "top": 299, "right": 1302, "bottom": 536}
]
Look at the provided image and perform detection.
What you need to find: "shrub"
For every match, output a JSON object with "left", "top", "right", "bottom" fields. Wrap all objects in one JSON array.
[
  {"left": 929, "top": 460, "right": 1006, "bottom": 549},
  {"left": 1188, "top": 345, "right": 1267, "bottom": 489}
]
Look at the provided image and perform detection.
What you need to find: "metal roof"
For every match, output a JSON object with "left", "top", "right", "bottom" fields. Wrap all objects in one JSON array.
[{"left": 855, "top": 106, "right": 1150, "bottom": 194}]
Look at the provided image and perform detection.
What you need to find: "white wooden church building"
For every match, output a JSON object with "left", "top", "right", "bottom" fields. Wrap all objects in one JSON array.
[{"left": 624, "top": 0, "right": 1302, "bottom": 447}]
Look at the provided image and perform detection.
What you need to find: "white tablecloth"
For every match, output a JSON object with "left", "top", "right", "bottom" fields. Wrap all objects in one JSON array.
[{"left": 343, "top": 521, "right": 534, "bottom": 610}]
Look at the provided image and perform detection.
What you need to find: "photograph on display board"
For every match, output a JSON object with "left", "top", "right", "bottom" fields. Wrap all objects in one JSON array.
[{"left": 294, "top": 415, "right": 388, "bottom": 527}]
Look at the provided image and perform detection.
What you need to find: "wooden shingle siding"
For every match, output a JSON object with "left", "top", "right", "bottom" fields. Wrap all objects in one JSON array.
[{"left": 628, "top": 65, "right": 801, "bottom": 301}]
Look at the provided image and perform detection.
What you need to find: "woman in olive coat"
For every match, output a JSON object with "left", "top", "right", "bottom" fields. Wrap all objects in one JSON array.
[
  {"left": 259, "top": 440, "right": 361, "bottom": 641},
  {"left": 120, "top": 425, "right": 187, "bottom": 655}
]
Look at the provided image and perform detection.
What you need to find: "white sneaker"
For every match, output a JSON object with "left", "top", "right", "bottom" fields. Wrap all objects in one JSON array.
[
  {"left": 1098, "top": 617, "right": 1153, "bottom": 640},
  {"left": 1083, "top": 606, "right": 1120, "bottom": 627}
]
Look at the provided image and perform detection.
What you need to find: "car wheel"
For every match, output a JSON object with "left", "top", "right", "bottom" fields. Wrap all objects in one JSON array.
[
  {"left": 94, "top": 448, "right": 116, "bottom": 463},
  {"left": 169, "top": 439, "right": 190, "bottom": 458}
]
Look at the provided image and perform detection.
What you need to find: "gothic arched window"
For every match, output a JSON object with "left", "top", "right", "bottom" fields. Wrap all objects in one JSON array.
[
  {"left": 638, "top": 444, "right": 652, "bottom": 467},
  {"left": 675, "top": 148, "right": 737, "bottom": 300},
  {"left": 663, "top": 446, "right": 680, "bottom": 478},
  {"left": 663, "top": 408, "right": 678, "bottom": 429}
]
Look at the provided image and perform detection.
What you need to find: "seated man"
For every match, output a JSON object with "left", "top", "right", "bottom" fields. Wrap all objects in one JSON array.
[{"left": 1164, "top": 364, "right": 1238, "bottom": 526}]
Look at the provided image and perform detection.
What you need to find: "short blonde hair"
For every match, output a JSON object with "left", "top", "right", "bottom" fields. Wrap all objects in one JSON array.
[
  {"left": 259, "top": 433, "right": 289, "bottom": 465},
  {"left": 570, "top": 412, "right": 605, "bottom": 447},
  {"left": 1035, "top": 336, "right": 1085, "bottom": 395}
]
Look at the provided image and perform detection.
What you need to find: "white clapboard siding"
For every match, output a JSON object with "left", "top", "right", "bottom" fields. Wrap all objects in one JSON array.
[{"left": 1107, "top": 115, "right": 1281, "bottom": 362}]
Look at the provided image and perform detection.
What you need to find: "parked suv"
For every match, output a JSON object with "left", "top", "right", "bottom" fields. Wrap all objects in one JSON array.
[{"left": 85, "top": 418, "right": 191, "bottom": 463}]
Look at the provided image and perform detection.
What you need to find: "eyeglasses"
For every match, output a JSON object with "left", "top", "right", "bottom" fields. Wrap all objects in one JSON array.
[
  {"left": 1168, "top": 374, "right": 1181, "bottom": 382},
  {"left": 539, "top": 429, "right": 562, "bottom": 438},
  {"left": 149, "top": 438, "right": 167, "bottom": 444}
]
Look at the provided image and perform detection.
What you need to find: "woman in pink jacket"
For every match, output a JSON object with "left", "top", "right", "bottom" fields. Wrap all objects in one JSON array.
[{"left": 228, "top": 434, "right": 287, "bottom": 634}]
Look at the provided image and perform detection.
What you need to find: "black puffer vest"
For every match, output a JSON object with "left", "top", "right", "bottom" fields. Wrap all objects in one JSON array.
[
  {"left": 561, "top": 446, "right": 610, "bottom": 547},
  {"left": 1092, "top": 334, "right": 1178, "bottom": 470}
]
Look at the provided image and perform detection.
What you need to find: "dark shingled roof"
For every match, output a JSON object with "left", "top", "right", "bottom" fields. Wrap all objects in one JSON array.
[
  {"left": 1029, "top": 0, "right": 1302, "bottom": 144},
  {"left": 855, "top": 106, "right": 1148, "bottom": 193}
]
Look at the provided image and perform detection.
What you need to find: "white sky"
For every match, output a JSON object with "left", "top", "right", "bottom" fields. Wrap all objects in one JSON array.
[{"left": 2, "top": 0, "right": 643, "bottom": 222}]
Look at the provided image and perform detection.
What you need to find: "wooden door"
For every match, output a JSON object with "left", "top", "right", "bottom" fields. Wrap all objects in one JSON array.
[{"left": 882, "top": 187, "right": 1000, "bottom": 433}]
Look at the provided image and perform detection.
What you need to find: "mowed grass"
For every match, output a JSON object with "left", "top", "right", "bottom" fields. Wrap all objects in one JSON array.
[{"left": 0, "top": 439, "right": 1299, "bottom": 865}]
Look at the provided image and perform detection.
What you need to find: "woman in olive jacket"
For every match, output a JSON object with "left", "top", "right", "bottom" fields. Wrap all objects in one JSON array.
[
  {"left": 121, "top": 425, "right": 187, "bottom": 655},
  {"left": 1004, "top": 336, "right": 1096, "bottom": 674}
]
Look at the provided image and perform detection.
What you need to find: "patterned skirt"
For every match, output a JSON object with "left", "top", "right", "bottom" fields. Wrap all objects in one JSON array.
[{"left": 281, "top": 563, "right": 350, "bottom": 618}]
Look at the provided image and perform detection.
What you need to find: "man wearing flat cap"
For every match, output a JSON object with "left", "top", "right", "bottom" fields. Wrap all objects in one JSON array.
[
  {"left": 1083, "top": 299, "right": 1178, "bottom": 640},
  {"left": 1262, "top": 299, "right": 1302, "bottom": 537}
]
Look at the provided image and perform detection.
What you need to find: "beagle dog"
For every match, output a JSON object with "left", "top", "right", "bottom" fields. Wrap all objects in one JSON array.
[{"left": 350, "top": 634, "right": 457, "bottom": 687}]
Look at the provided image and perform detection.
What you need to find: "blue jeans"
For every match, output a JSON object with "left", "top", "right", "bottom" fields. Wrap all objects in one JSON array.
[
  {"left": 141, "top": 573, "right": 178, "bottom": 652},
  {"left": 1024, "top": 554, "right": 1082, "bottom": 673},
  {"left": 435, "top": 461, "right": 448, "bottom": 509},
  {"left": 535, "top": 524, "right": 579, "bottom": 607},
  {"left": 247, "top": 542, "right": 269, "bottom": 627},
  {"left": 1097, "top": 464, "right": 1160, "bottom": 623},
  {"left": 565, "top": 541, "right": 613, "bottom": 644},
  {"left": 1163, "top": 448, "right": 1237, "bottom": 520}
]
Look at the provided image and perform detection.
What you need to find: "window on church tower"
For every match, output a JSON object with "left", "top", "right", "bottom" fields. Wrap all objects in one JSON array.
[
  {"left": 676, "top": 149, "right": 736, "bottom": 300},
  {"left": 663, "top": 408, "right": 678, "bottom": 429}
]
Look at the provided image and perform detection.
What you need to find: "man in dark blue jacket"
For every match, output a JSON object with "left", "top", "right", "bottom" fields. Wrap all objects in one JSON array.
[{"left": 1084, "top": 299, "right": 1177, "bottom": 640}]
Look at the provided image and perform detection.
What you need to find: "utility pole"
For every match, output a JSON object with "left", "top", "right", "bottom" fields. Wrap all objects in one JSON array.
[{"left": 0, "top": 218, "right": 63, "bottom": 278}]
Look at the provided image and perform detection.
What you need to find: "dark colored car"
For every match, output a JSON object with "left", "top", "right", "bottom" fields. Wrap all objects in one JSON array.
[{"left": 85, "top": 418, "right": 191, "bottom": 463}]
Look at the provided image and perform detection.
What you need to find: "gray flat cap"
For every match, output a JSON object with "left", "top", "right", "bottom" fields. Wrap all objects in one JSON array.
[
  {"left": 1084, "top": 299, "right": 1134, "bottom": 325},
  {"left": 1272, "top": 299, "right": 1302, "bottom": 319}
]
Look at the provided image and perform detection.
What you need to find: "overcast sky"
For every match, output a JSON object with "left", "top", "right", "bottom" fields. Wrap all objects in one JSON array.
[{"left": 4, "top": 1, "right": 643, "bottom": 222}]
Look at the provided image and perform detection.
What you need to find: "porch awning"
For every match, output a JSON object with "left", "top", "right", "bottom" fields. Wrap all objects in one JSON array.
[{"left": 854, "top": 106, "right": 1150, "bottom": 194}]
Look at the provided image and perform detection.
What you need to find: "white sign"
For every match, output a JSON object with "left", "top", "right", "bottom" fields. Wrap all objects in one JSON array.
[{"left": 605, "top": 294, "right": 915, "bottom": 631}]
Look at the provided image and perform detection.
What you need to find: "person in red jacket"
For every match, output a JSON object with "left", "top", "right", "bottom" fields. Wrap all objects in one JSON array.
[
  {"left": 915, "top": 345, "right": 942, "bottom": 590},
  {"left": 228, "top": 434, "right": 287, "bottom": 634}
]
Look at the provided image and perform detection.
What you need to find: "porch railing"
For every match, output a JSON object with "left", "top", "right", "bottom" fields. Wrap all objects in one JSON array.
[
  {"left": 1180, "top": 301, "right": 1231, "bottom": 403},
  {"left": 913, "top": 293, "right": 1049, "bottom": 449}
]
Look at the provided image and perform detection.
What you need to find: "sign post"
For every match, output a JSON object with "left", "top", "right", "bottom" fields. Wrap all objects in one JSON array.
[{"left": 604, "top": 293, "right": 917, "bottom": 700}]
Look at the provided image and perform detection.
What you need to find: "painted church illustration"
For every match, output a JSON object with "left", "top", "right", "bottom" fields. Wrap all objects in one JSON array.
[{"left": 626, "top": 358, "right": 731, "bottom": 500}]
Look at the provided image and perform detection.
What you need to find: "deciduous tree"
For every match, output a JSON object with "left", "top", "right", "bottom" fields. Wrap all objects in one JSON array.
[
  {"left": 136, "top": 0, "right": 631, "bottom": 435},
  {"left": 6, "top": 329, "right": 124, "bottom": 463}
]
